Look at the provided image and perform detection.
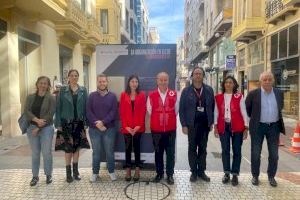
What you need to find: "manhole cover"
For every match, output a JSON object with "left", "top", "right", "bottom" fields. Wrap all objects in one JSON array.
[{"left": 124, "top": 181, "right": 170, "bottom": 200}]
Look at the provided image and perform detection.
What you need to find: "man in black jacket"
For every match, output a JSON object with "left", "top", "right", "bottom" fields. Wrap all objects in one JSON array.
[
  {"left": 245, "top": 71, "right": 285, "bottom": 187},
  {"left": 179, "top": 67, "right": 215, "bottom": 182}
]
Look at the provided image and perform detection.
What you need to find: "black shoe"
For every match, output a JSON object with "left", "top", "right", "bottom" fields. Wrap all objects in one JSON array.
[
  {"left": 222, "top": 174, "right": 230, "bottom": 184},
  {"left": 167, "top": 176, "right": 174, "bottom": 185},
  {"left": 66, "top": 165, "right": 73, "bottom": 183},
  {"left": 268, "top": 177, "right": 277, "bottom": 187},
  {"left": 46, "top": 175, "right": 52, "bottom": 184},
  {"left": 73, "top": 163, "right": 81, "bottom": 181},
  {"left": 198, "top": 172, "right": 210, "bottom": 182},
  {"left": 30, "top": 177, "right": 39, "bottom": 186},
  {"left": 153, "top": 174, "right": 163, "bottom": 183},
  {"left": 231, "top": 175, "right": 238, "bottom": 186},
  {"left": 251, "top": 176, "right": 259, "bottom": 186},
  {"left": 190, "top": 174, "right": 197, "bottom": 182}
]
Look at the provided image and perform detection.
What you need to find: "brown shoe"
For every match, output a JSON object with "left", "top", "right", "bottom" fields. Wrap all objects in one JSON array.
[
  {"left": 133, "top": 167, "right": 140, "bottom": 182},
  {"left": 125, "top": 168, "right": 131, "bottom": 182}
]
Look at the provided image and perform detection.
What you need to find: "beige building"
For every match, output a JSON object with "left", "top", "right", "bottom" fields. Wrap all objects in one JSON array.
[
  {"left": 232, "top": 0, "right": 300, "bottom": 120},
  {"left": 148, "top": 27, "right": 160, "bottom": 44},
  {"left": 0, "top": 0, "right": 121, "bottom": 137}
]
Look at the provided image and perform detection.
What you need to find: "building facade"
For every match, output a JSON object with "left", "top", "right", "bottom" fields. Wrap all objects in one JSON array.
[
  {"left": 135, "top": 0, "right": 149, "bottom": 44},
  {"left": 148, "top": 27, "right": 160, "bottom": 44},
  {"left": 176, "top": 37, "right": 189, "bottom": 90},
  {"left": 232, "top": 0, "right": 300, "bottom": 120},
  {"left": 0, "top": 0, "right": 121, "bottom": 137},
  {"left": 119, "top": 0, "right": 136, "bottom": 44}
]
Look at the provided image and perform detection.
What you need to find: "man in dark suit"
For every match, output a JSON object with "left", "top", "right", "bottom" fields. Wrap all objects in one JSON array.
[
  {"left": 245, "top": 71, "right": 285, "bottom": 187},
  {"left": 179, "top": 67, "right": 215, "bottom": 182}
]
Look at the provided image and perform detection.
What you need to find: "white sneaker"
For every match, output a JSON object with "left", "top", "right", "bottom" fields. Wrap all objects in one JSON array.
[
  {"left": 90, "top": 174, "right": 100, "bottom": 183},
  {"left": 109, "top": 172, "right": 117, "bottom": 181}
]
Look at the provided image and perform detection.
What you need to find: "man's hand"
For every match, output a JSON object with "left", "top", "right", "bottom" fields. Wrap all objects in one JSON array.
[
  {"left": 57, "top": 127, "right": 62, "bottom": 132},
  {"left": 99, "top": 126, "right": 107, "bottom": 132},
  {"left": 33, "top": 118, "right": 46, "bottom": 128},
  {"left": 214, "top": 125, "right": 219, "bottom": 138},
  {"left": 95, "top": 120, "right": 104, "bottom": 130},
  {"left": 182, "top": 127, "right": 188, "bottom": 135},
  {"left": 243, "top": 128, "right": 248, "bottom": 140}
]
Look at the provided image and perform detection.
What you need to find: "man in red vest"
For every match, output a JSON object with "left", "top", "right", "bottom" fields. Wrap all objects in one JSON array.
[{"left": 147, "top": 72, "right": 178, "bottom": 185}]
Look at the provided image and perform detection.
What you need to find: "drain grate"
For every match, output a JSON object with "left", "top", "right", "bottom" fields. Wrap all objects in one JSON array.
[{"left": 124, "top": 181, "right": 170, "bottom": 200}]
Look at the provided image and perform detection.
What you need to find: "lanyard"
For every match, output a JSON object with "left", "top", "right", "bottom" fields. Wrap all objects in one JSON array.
[{"left": 193, "top": 87, "right": 203, "bottom": 106}]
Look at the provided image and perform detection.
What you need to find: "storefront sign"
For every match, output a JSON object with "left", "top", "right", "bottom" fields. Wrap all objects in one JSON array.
[
  {"left": 225, "top": 55, "right": 236, "bottom": 70},
  {"left": 282, "top": 69, "right": 297, "bottom": 80}
]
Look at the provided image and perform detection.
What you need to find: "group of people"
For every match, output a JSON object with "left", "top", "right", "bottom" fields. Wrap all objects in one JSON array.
[{"left": 23, "top": 67, "right": 284, "bottom": 188}]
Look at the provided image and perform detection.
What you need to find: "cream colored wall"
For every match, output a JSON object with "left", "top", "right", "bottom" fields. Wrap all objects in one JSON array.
[
  {"left": 89, "top": 51, "right": 97, "bottom": 92},
  {"left": 72, "top": 43, "right": 84, "bottom": 85},
  {"left": 0, "top": 32, "right": 22, "bottom": 137},
  {"left": 38, "top": 21, "right": 60, "bottom": 84}
]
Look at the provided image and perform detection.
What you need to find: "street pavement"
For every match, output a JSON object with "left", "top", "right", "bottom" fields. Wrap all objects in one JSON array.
[{"left": 0, "top": 118, "right": 300, "bottom": 199}]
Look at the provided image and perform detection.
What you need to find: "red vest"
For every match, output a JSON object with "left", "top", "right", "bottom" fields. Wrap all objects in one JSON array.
[
  {"left": 149, "top": 89, "right": 177, "bottom": 132},
  {"left": 215, "top": 93, "right": 245, "bottom": 134}
]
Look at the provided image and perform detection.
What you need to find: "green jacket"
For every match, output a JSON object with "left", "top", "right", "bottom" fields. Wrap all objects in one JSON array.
[
  {"left": 24, "top": 92, "right": 56, "bottom": 125},
  {"left": 55, "top": 85, "right": 88, "bottom": 127}
]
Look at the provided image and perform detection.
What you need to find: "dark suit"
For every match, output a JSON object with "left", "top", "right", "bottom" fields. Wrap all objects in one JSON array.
[
  {"left": 179, "top": 84, "right": 215, "bottom": 175},
  {"left": 245, "top": 87, "right": 285, "bottom": 178}
]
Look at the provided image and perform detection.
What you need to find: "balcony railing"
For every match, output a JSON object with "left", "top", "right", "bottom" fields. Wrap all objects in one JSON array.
[
  {"left": 266, "top": 0, "right": 284, "bottom": 19},
  {"left": 65, "top": 0, "right": 88, "bottom": 30}
]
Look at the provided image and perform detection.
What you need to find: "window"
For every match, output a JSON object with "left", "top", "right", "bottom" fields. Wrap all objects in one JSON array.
[
  {"left": 130, "top": 0, "right": 134, "bottom": 9},
  {"left": 271, "top": 33, "right": 278, "bottom": 60},
  {"left": 100, "top": 9, "right": 108, "bottom": 34},
  {"left": 238, "top": 49, "right": 245, "bottom": 67},
  {"left": 289, "top": 24, "right": 298, "bottom": 56},
  {"left": 126, "top": 9, "right": 129, "bottom": 31},
  {"left": 279, "top": 29, "right": 287, "bottom": 58},
  {"left": 130, "top": 18, "right": 133, "bottom": 40},
  {"left": 81, "top": 0, "right": 86, "bottom": 12},
  {"left": 248, "top": 40, "right": 264, "bottom": 65}
]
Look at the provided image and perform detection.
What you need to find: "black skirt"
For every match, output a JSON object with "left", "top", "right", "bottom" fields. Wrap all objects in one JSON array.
[{"left": 55, "top": 120, "right": 90, "bottom": 153}]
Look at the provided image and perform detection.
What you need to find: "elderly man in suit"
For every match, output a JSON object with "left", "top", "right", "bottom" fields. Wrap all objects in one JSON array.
[{"left": 245, "top": 71, "right": 285, "bottom": 187}]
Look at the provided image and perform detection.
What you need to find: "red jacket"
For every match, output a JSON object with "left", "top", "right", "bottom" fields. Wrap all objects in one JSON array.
[
  {"left": 149, "top": 89, "right": 177, "bottom": 132},
  {"left": 119, "top": 91, "right": 146, "bottom": 134},
  {"left": 215, "top": 93, "right": 245, "bottom": 134}
]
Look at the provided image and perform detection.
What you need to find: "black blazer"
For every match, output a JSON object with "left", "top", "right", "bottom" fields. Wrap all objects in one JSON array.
[
  {"left": 179, "top": 84, "right": 215, "bottom": 128},
  {"left": 245, "top": 88, "right": 285, "bottom": 135}
]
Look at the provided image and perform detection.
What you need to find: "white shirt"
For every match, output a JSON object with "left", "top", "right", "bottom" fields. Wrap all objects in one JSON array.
[
  {"left": 147, "top": 88, "right": 179, "bottom": 115},
  {"left": 214, "top": 94, "right": 248, "bottom": 126}
]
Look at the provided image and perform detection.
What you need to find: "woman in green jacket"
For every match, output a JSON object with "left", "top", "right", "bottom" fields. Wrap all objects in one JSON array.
[
  {"left": 55, "top": 69, "right": 90, "bottom": 183},
  {"left": 24, "top": 76, "right": 56, "bottom": 186}
]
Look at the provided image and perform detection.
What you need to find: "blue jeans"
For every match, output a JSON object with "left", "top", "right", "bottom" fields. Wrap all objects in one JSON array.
[
  {"left": 89, "top": 127, "right": 117, "bottom": 174},
  {"left": 219, "top": 123, "right": 243, "bottom": 175},
  {"left": 27, "top": 125, "right": 54, "bottom": 177},
  {"left": 251, "top": 122, "right": 280, "bottom": 178}
]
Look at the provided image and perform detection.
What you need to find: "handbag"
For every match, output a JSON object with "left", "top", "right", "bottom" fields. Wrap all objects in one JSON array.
[{"left": 18, "top": 113, "right": 29, "bottom": 134}]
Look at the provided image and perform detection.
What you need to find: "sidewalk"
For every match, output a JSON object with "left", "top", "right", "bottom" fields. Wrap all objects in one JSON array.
[{"left": 0, "top": 168, "right": 299, "bottom": 200}]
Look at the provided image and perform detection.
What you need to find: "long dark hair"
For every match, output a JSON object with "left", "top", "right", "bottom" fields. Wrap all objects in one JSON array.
[
  {"left": 35, "top": 76, "right": 51, "bottom": 93},
  {"left": 125, "top": 75, "right": 140, "bottom": 95},
  {"left": 221, "top": 76, "right": 239, "bottom": 94}
]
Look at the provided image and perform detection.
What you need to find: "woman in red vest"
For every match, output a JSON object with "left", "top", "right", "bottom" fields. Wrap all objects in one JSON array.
[
  {"left": 119, "top": 75, "right": 146, "bottom": 182},
  {"left": 214, "top": 76, "right": 248, "bottom": 186}
]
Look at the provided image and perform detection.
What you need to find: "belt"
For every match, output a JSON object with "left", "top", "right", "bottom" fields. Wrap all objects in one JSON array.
[{"left": 260, "top": 121, "right": 278, "bottom": 127}]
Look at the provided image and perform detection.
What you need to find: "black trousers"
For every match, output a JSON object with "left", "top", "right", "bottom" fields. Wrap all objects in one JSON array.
[
  {"left": 188, "top": 123, "right": 209, "bottom": 175},
  {"left": 251, "top": 122, "right": 280, "bottom": 178},
  {"left": 152, "top": 131, "right": 176, "bottom": 176},
  {"left": 124, "top": 133, "right": 142, "bottom": 168}
]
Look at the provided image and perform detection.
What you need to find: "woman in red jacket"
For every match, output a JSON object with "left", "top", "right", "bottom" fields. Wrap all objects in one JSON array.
[
  {"left": 120, "top": 75, "right": 146, "bottom": 181},
  {"left": 214, "top": 76, "right": 248, "bottom": 186}
]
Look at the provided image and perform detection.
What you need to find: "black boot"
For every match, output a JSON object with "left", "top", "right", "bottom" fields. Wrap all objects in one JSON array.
[
  {"left": 73, "top": 163, "right": 81, "bottom": 181},
  {"left": 66, "top": 165, "right": 73, "bottom": 183}
]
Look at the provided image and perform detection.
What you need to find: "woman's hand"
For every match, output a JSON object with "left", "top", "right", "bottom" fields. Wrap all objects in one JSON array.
[{"left": 125, "top": 127, "right": 134, "bottom": 135}]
